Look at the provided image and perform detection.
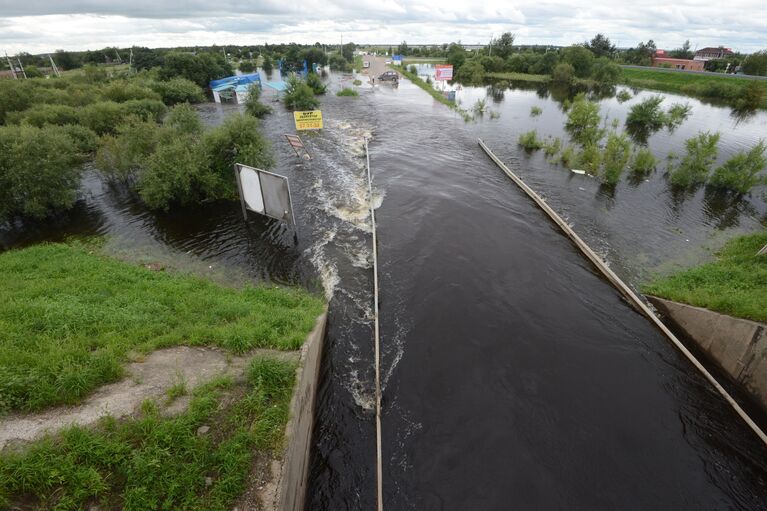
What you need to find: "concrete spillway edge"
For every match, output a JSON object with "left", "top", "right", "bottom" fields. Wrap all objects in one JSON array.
[
  {"left": 477, "top": 138, "right": 767, "bottom": 447},
  {"left": 277, "top": 308, "right": 328, "bottom": 511}
]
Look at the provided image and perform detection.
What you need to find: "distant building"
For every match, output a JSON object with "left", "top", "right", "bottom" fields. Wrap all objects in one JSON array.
[
  {"left": 694, "top": 47, "right": 734, "bottom": 61},
  {"left": 652, "top": 50, "right": 705, "bottom": 71}
]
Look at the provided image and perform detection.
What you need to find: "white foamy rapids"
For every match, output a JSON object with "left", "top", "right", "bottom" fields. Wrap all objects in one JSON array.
[
  {"left": 311, "top": 169, "right": 375, "bottom": 232},
  {"left": 305, "top": 228, "right": 340, "bottom": 300},
  {"left": 325, "top": 119, "right": 373, "bottom": 159},
  {"left": 347, "top": 369, "right": 375, "bottom": 411}
]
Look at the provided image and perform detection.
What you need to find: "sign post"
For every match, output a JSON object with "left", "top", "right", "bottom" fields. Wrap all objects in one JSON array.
[
  {"left": 293, "top": 110, "right": 323, "bottom": 130},
  {"left": 233, "top": 163, "right": 296, "bottom": 231},
  {"left": 435, "top": 64, "right": 454, "bottom": 81}
]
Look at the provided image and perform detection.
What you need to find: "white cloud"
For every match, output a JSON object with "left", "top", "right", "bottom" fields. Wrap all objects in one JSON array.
[{"left": 0, "top": 0, "right": 765, "bottom": 54}]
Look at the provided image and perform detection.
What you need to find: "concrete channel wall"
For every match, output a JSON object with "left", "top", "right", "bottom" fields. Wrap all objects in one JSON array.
[
  {"left": 647, "top": 296, "right": 767, "bottom": 412},
  {"left": 275, "top": 308, "right": 328, "bottom": 511}
]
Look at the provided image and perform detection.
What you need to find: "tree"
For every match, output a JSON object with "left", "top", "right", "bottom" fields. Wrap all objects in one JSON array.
[
  {"left": 131, "top": 46, "right": 163, "bottom": 71},
  {"left": 283, "top": 76, "right": 320, "bottom": 110},
  {"left": 591, "top": 57, "right": 621, "bottom": 84},
  {"left": 447, "top": 43, "right": 467, "bottom": 71},
  {"left": 398, "top": 41, "right": 409, "bottom": 56},
  {"left": 454, "top": 59, "right": 485, "bottom": 84},
  {"left": 585, "top": 34, "right": 615, "bottom": 58},
  {"left": 743, "top": 50, "right": 767, "bottom": 76},
  {"left": 54, "top": 50, "right": 81, "bottom": 70},
  {"left": 300, "top": 47, "right": 328, "bottom": 71},
  {"left": 625, "top": 40, "right": 657, "bottom": 66},
  {"left": 669, "top": 40, "right": 693, "bottom": 60},
  {"left": 552, "top": 62, "right": 575, "bottom": 84},
  {"left": 492, "top": 32, "right": 515, "bottom": 59},
  {"left": 561, "top": 46, "right": 595, "bottom": 78},
  {"left": 342, "top": 43, "right": 356, "bottom": 62}
]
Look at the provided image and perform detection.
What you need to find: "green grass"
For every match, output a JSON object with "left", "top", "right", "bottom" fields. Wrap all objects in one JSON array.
[
  {"left": 390, "top": 64, "right": 473, "bottom": 121},
  {"left": 486, "top": 72, "right": 551, "bottom": 83},
  {"left": 0, "top": 356, "right": 297, "bottom": 510},
  {"left": 621, "top": 67, "right": 767, "bottom": 109},
  {"left": 0, "top": 242, "right": 324, "bottom": 413},
  {"left": 644, "top": 232, "right": 767, "bottom": 322},
  {"left": 336, "top": 87, "right": 359, "bottom": 97},
  {"left": 402, "top": 58, "right": 446, "bottom": 65}
]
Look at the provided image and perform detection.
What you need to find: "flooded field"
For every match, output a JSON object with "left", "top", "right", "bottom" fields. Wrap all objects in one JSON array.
[{"left": 2, "top": 67, "right": 766, "bottom": 509}]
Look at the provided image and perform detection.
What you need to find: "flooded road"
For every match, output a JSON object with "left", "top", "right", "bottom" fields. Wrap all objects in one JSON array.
[{"left": 2, "top": 64, "right": 767, "bottom": 509}]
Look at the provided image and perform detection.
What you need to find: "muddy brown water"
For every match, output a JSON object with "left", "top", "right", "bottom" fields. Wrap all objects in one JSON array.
[{"left": 2, "top": 68, "right": 767, "bottom": 510}]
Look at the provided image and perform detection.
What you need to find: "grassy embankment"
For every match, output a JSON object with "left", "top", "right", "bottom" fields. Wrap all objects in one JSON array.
[
  {"left": 644, "top": 232, "right": 767, "bottom": 322},
  {"left": 485, "top": 71, "right": 551, "bottom": 83},
  {"left": 0, "top": 242, "right": 324, "bottom": 508},
  {"left": 402, "top": 58, "right": 447, "bottom": 65},
  {"left": 389, "top": 64, "right": 472, "bottom": 121}
]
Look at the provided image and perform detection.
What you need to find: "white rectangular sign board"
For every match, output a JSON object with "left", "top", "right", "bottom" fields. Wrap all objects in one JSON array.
[{"left": 234, "top": 163, "right": 295, "bottom": 225}]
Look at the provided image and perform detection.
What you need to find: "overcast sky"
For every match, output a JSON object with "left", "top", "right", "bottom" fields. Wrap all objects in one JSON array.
[{"left": 1, "top": 0, "right": 766, "bottom": 55}]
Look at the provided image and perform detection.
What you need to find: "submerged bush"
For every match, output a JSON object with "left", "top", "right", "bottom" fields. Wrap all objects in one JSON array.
[
  {"left": 591, "top": 57, "right": 621, "bottom": 85},
  {"left": 735, "top": 81, "right": 766, "bottom": 111},
  {"left": 518, "top": 130, "right": 544, "bottom": 151},
  {"left": 0, "top": 125, "right": 82, "bottom": 221},
  {"left": 565, "top": 95, "right": 604, "bottom": 146},
  {"left": 99, "top": 81, "right": 162, "bottom": 103},
  {"left": 601, "top": 132, "right": 632, "bottom": 184},
  {"left": 577, "top": 143, "right": 602, "bottom": 174},
  {"left": 164, "top": 103, "right": 203, "bottom": 135},
  {"left": 665, "top": 103, "right": 692, "bottom": 130},
  {"left": 455, "top": 59, "right": 486, "bottom": 85},
  {"left": 336, "top": 88, "right": 359, "bottom": 97},
  {"left": 79, "top": 100, "right": 166, "bottom": 135},
  {"left": 149, "top": 77, "right": 206, "bottom": 105},
  {"left": 244, "top": 85, "right": 272, "bottom": 118},
  {"left": 95, "top": 117, "right": 160, "bottom": 180},
  {"left": 306, "top": 73, "right": 327, "bottom": 95},
  {"left": 530, "top": 106, "right": 542, "bottom": 117},
  {"left": 543, "top": 137, "right": 562, "bottom": 157},
  {"left": 626, "top": 96, "right": 666, "bottom": 132},
  {"left": 708, "top": 141, "right": 767, "bottom": 193},
  {"left": 668, "top": 132, "right": 720, "bottom": 187},
  {"left": 630, "top": 147, "right": 658, "bottom": 176},
  {"left": 616, "top": 90, "right": 632, "bottom": 103},
  {"left": 284, "top": 76, "right": 320, "bottom": 111},
  {"left": 6, "top": 104, "right": 80, "bottom": 127},
  {"left": 551, "top": 63, "right": 575, "bottom": 85},
  {"left": 139, "top": 134, "right": 206, "bottom": 209}
]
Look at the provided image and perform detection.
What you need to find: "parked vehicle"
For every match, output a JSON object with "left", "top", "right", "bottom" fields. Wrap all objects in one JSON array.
[{"left": 378, "top": 71, "right": 399, "bottom": 82}]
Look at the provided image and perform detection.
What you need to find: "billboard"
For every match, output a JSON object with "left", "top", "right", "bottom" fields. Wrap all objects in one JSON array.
[
  {"left": 234, "top": 164, "right": 295, "bottom": 225},
  {"left": 435, "top": 64, "right": 454, "bottom": 81},
  {"left": 392, "top": 55, "right": 403, "bottom": 66},
  {"left": 293, "top": 110, "right": 323, "bottom": 130}
]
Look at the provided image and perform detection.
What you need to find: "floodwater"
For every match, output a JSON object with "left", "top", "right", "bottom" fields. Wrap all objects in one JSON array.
[{"left": 2, "top": 67, "right": 767, "bottom": 510}]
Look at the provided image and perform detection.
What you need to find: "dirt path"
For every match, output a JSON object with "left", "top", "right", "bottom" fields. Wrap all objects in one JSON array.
[{"left": 0, "top": 346, "right": 297, "bottom": 450}]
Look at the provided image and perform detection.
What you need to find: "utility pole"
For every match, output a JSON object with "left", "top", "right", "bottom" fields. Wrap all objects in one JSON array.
[
  {"left": 128, "top": 48, "right": 134, "bottom": 72},
  {"left": 114, "top": 49, "right": 122, "bottom": 64},
  {"left": 5, "top": 52, "right": 18, "bottom": 79},
  {"left": 48, "top": 54, "right": 61, "bottom": 77},
  {"left": 17, "top": 57, "right": 27, "bottom": 79},
  {"left": 489, "top": 34, "right": 493, "bottom": 56}
]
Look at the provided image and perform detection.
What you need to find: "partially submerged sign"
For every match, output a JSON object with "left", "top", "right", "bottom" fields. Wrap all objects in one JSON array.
[
  {"left": 293, "top": 110, "right": 323, "bottom": 130},
  {"left": 284, "top": 134, "right": 311, "bottom": 159},
  {"left": 435, "top": 64, "right": 454, "bottom": 81},
  {"left": 233, "top": 163, "right": 295, "bottom": 225}
]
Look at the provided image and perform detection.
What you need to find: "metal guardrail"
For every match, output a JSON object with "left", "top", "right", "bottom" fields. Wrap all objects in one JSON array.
[
  {"left": 478, "top": 138, "right": 767, "bottom": 448},
  {"left": 364, "top": 137, "right": 384, "bottom": 511}
]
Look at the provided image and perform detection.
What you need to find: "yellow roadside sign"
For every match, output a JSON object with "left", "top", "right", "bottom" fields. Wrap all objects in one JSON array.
[{"left": 293, "top": 110, "right": 323, "bottom": 130}]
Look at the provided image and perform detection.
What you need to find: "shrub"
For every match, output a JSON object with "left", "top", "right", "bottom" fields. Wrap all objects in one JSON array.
[
  {"left": 518, "top": 130, "right": 544, "bottom": 151},
  {"left": 306, "top": 73, "right": 327, "bottom": 95},
  {"left": 742, "top": 50, "right": 767, "bottom": 76},
  {"left": 668, "top": 132, "right": 720, "bottom": 187},
  {"left": 239, "top": 60, "right": 256, "bottom": 73},
  {"left": 735, "top": 81, "right": 766, "bottom": 111},
  {"left": 353, "top": 79, "right": 362, "bottom": 86},
  {"left": 559, "top": 145, "right": 576, "bottom": 167},
  {"left": 626, "top": 96, "right": 666, "bottom": 132},
  {"left": 473, "top": 99, "right": 488, "bottom": 114},
  {"left": 337, "top": 88, "right": 359, "bottom": 97},
  {"left": 7, "top": 104, "right": 80, "bottom": 127},
  {"left": 95, "top": 117, "right": 159, "bottom": 180},
  {"left": 455, "top": 59, "right": 486, "bottom": 85},
  {"left": 560, "top": 46, "right": 594, "bottom": 78},
  {"left": 121, "top": 99, "right": 167, "bottom": 123},
  {"left": 665, "top": 103, "right": 692, "bottom": 129},
  {"left": 329, "top": 53, "right": 352, "bottom": 72},
  {"left": 565, "top": 95, "right": 604, "bottom": 146},
  {"left": 55, "top": 125, "right": 99, "bottom": 157},
  {"left": 78, "top": 101, "right": 127, "bottom": 134},
  {"left": 0, "top": 125, "right": 82, "bottom": 221},
  {"left": 0, "top": 80, "right": 32, "bottom": 124},
  {"left": 201, "top": 114, "right": 274, "bottom": 198},
  {"left": 577, "top": 144, "right": 602, "bottom": 174},
  {"left": 543, "top": 137, "right": 562, "bottom": 157},
  {"left": 409, "top": 65, "right": 418, "bottom": 74},
  {"left": 708, "top": 141, "right": 767, "bottom": 193},
  {"left": 551, "top": 63, "right": 575, "bottom": 84},
  {"left": 591, "top": 57, "right": 621, "bottom": 85},
  {"left": 139, "top": 134, "right": 206, "bottom": 209},
  {"left": 100, "top": 81, "right": 161, "bottom": 103},
  {"left": 164, "top": 103, "right": 203, "bottom": 135},
  {"left": 601, "top": 132, "right": 632, "bottom": 184},
  {"left": 630, "top": 148, "right": 658, "bottom": 175},
  {"left": 283, "top": 77, "right": 320, "bottom": 111},
  {"left": 149, "top": 77, "right": 206, "bottom": 105},
  {"left": 616, "top": 90, "right": 632, "bottom": 103},
  {"left": 244, "top": 85, "right": 273, "bottom": 118},
  {"left": 530, "top": 106, "right": 542, "bottom": 117},
  {"left": 262, "top": 55, "right": 274, "bottom": 75}
]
